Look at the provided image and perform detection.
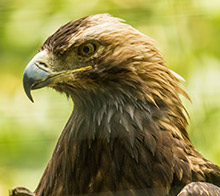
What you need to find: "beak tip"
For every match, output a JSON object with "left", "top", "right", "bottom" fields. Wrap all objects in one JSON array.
[
  {"left": 23, "top": 72, "right": 35, "bottom": 103},
  {"left": 23, "top": 85, "right": 35, "bottom": 103},
  {"left": 23, "top": 52, "right": 51, "bottom": 102},
  {"left": 28, "top": 94, "right": 34, "bottom": 103}
]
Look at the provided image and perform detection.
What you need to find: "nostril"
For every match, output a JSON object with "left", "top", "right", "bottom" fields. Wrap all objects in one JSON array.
[{"left": 38, "top": 62, "right": 49, "bottom": 68}]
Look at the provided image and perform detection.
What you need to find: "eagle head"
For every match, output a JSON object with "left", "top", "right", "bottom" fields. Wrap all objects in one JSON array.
[{"left": 23, "top": 14, "right": 186, "bottom": 108}]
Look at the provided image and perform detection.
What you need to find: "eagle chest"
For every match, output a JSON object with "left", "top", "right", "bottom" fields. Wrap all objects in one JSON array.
[{"left": 64, "top": 104, "right": 175, "bottom": 195}]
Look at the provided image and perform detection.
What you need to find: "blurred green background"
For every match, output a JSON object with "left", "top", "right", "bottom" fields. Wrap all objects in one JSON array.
[{"left": 0, "top": 0, "right": 220, "bottom": 195}]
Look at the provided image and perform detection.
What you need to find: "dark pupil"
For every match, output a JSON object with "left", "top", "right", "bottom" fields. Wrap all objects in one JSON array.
[{"left": 83, "top": 45, "right": 90, "bottom": 54}]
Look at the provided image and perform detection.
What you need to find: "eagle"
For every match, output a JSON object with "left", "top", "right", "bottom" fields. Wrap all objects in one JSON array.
[{"left": 13, "top": 14, "right": 220, "bottom": 196}]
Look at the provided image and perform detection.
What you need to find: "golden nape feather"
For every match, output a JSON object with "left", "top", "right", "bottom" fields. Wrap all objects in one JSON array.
[{"left": 13, "top": 14, "right": 220, "bottom": 196}]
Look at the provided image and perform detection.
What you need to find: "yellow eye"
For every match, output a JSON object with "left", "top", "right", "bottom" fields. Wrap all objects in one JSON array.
[{"left": 78, "top": 42, "right": 97, "bottom": 57}]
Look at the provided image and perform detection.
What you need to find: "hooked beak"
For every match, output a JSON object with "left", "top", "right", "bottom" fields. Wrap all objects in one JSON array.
[{"left": 23, "top": 51, "right": 52, "bottom": 102}]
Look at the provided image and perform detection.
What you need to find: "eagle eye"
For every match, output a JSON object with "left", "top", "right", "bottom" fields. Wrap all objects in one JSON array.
[{"left": 78, "top": 42, "right": 97, "bottom": 57}]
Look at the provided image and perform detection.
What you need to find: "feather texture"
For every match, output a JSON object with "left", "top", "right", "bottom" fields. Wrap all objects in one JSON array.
[{"left": 21, "top": 14, "right": 220, "bottom": 196}]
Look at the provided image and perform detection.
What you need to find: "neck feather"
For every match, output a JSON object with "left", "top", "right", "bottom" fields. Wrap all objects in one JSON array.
[{"left": 35, "top": 89, "right": 189, "bottom": 196}]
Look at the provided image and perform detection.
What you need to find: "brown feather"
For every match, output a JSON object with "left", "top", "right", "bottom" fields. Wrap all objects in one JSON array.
[{"left": 24, "top": 14, "right": 220, "bottom": 196}]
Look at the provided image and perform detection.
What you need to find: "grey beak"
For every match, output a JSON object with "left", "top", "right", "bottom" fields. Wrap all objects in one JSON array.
[{"left": 23, "top": 61, "right": 50, "bottom": 102}]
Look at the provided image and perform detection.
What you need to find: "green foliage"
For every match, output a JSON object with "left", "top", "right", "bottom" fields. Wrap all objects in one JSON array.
[{"left": 0, "top": 0, "right": 220, "bottom": 194}]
